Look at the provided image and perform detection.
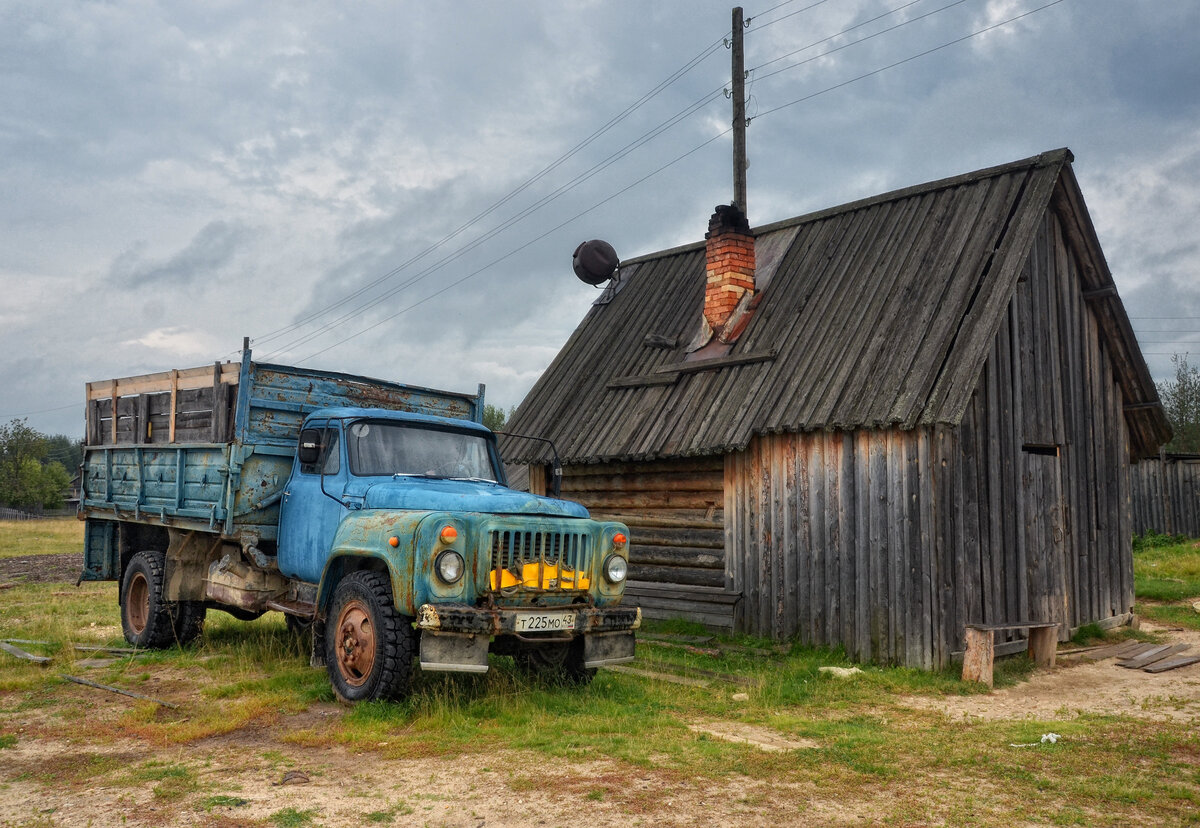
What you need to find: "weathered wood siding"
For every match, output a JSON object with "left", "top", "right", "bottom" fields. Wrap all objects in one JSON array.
[
  {"left": 726, "top": 429, "right": 939, "bottom": 665},
  {"left": 726, "top": 209, "right": 1135, "bottom": 667},
  {"left": 1132, "top": 455, "right": 1200, "bottom": 537},
  {"left": 556, "top": 457, "right": 734, "bottom": 631}
]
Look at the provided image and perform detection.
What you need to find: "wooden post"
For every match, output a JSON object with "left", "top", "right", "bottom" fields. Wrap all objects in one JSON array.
[
  {"left": 168, "top": 369, "right": 179, "bottom": 443},
  {"left": 731, "top": 6, "right": 747, "bottom": 214},
  {"left": 961, "top": 627, "right": 994, "bottom": 688},
  {"left": 1027, "top": 626, "right": 1058, "bottom": 668}
]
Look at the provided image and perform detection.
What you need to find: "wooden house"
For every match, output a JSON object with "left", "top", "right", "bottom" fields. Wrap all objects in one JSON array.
[{"left": 501, "top": 149, "right": 1171, "bottom": 668}]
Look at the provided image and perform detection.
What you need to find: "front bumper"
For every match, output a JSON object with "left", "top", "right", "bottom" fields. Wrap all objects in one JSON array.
[
  {"left": 415, "top": 602, "right": 641, "bottom": 636},
  {"left": 415, "top": 603, "right": 641, "bottom": 673}
]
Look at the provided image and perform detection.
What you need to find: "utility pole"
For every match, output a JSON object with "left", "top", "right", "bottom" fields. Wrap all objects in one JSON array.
[{"left": 731, "top": 6, "right": 748, "bottom": 215}]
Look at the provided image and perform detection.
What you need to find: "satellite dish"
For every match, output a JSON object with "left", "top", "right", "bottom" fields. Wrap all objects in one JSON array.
[{"left": 573, "top": 239, "right": 619, "bottom": 286}]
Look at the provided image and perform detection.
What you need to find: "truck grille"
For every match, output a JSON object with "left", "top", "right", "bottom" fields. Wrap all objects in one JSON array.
[{"left": 487, "top": 529, "right": 592, "bottom": 592}]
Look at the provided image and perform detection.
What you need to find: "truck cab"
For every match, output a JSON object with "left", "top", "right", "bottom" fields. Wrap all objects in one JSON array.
[{"left": 278, "top": 408, "right": 639, "bottom": 700}]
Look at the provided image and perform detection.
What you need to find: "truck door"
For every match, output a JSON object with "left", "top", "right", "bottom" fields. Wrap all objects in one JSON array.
[{"left": 278, "top": 422, "right": 348, "bottom": 584}]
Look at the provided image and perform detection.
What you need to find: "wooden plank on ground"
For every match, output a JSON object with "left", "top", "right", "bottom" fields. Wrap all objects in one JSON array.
[
  {"left": 0, "top": 641, "right": 51, "bottom": 664},
  {"left": 640, "top": 639, "right": 721, "bottom": 658},
  {"left": 606, "top": 665, "right": 710, "bottom": 688},
  {"left": 1095, "top": 641, "right": 1157, "bottom": 662},
  {"left": 639, "top": 633, "right": 716, "bottom": 645},
  {"left": 1144, "top": 655, "right": 1200, "bottom": 674},
  {"left": 1119, "top": 643, "right": 1190, "bottom": 670},
  {"left": 1117, "top": 643, "right": 1186, "bottom": 669}
]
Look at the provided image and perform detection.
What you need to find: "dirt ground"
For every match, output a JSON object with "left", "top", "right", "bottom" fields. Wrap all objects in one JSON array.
[
  {"left": 0, "top": 552, "right": 81, "bottom": 585},
  {"left": 2, "top": 555, "right": 1199, "bottom": 826}
]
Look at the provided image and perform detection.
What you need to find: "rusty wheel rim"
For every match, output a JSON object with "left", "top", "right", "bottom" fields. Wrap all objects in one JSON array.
[
  {"left": 334, "top": 600, "right": 375, "bottom": 687},
  {"left": 127, "top": 572, "right": 149, "bottom": 634}
]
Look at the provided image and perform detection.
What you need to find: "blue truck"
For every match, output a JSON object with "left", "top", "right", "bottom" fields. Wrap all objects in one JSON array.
[{"left": 79, "top": 351, "right": 638, "bottom": 701}]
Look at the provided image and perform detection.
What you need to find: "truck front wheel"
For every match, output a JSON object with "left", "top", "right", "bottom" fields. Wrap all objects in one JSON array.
[
  {"left": 325, "top": 571, "right": 415, "bottom": 702},
  {"left": 120, "top": 550, "right": 176, "bottom": 649}
]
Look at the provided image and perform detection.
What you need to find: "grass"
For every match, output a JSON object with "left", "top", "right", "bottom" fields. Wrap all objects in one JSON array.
[
  {"left": 0, "top": 518, "right": 83, "bottom": 559},
  {"left": 0, "top": 520, "right": 1198, "bottom": 826},
  {"left": 1133, "top": 533, "right": 1200, "bottom": 630}
]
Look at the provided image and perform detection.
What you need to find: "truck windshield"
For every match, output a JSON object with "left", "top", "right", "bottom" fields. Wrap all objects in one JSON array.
[{"left": 345, "top": 421, "right": 499, "bottom": 481}]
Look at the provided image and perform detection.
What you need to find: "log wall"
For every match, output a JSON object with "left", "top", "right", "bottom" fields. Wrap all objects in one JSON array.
[
  {"left": 556, "top": 457, "right": 735, "bottom": 631},
  {"left": 1132, "top": 455, "right": 1200, "bottom": 537}
]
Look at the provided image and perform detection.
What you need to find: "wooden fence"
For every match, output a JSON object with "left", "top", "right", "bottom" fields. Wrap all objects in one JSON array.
[{"left": 1131, "top": 454, "right": 1200, "bottom": 538}]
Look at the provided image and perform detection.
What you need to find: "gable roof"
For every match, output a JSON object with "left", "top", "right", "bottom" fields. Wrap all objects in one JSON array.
[{"left": 504, "top": 149, "right": 1169, "bottom": 465}]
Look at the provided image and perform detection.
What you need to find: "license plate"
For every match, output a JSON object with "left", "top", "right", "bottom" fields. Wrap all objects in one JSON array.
[{"left": 514, "top": 611, "right": 577, "bottom": 633}]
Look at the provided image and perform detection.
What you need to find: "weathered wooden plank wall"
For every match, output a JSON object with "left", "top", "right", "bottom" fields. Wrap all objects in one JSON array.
[
  {"left": 725, "top": 208, "right": 1135, "bottom": 667},
  {"left": 725, "top": 428, "right": 940, "bottom": 666},
  {"left": 1131, "top": 455, "right": 1200, "bottom": 537},
  {"left": 556, "top": 457, "right": 734, "bottom": 630},
  {"left": 938, "top": 207, "right": 1133, "bottom": 650}
]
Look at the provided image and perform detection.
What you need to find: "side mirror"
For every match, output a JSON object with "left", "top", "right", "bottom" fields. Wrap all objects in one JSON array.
[{"left": 298, "top": 429, "right": 322, "bottom": 465}]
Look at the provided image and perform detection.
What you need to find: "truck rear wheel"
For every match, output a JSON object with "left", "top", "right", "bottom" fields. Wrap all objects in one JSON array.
[
  {"left": 516, "top": 638, "right": 596, "bottom": 686},
  {"left": 120, "top": 550, "right": 176, "bottom": 649},
  {"left": 325, "top": 571, "right": 415, "bottom": 703},
  {"left": 172, "top": 601, "right": 206, "bottom": 645}
]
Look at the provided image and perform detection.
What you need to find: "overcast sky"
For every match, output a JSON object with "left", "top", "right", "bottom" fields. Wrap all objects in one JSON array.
[{"left": 3, "top": 0, "right": 1198, "bottom": 439}]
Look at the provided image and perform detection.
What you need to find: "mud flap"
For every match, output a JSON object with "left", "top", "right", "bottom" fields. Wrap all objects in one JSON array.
[
  {"left": 419, "top": 630, "right": 490, "bottom": 673},
  {"left": 583, "top": 630, "right": 636, "bottom": 668}
]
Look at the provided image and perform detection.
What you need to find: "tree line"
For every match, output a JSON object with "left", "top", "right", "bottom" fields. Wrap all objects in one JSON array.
[
  {"left": 0, "top": 419, "right": 82, "bottom": 511},
  {"left": 1159, "top": 354, "right": 1200, "bottom": 453}
]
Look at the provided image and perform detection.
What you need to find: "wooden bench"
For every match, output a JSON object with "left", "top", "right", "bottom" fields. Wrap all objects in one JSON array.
[{"left": 961, "top": 622, "right": 1059, "bottom": 688}]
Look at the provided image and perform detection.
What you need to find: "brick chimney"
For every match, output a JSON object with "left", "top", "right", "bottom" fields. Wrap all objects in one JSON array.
[{"left": 704, "top": 204, "right": 755, "bottom": 334}]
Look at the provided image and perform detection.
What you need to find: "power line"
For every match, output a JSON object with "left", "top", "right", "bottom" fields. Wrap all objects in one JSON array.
[
  {"left": 0, "top": 403, "right": 78, "bottom": 420},
  {"left": 752, "top": 0, "right": 932, "bottom": 74},
  {"left": 750, "top": 0, "right": 833, "bottom": 29},
  {"left": 250, "top": 32, "right": 730, "bottom": 354},
  {"left": 264, "top": 85, "right": 729, "bottom": 359},
  {"left": 754, "top": 0, "right": 1070, "bottom": 120},
  {"left": 294, "top": 130, "right": 732, "bottom": 364}
]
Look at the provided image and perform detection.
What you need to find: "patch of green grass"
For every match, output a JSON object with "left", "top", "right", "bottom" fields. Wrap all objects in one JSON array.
[
  {"left": 364, "top": 802, "right": 414, "bottom": 823},
  {"left": 0, "top": 518, "right": 83, "bottom": 559},
  {"left": 127, "top": 760, "right": 201, "bottom": 801},
  {"left": 269, "top": 807, "right": 320, "bottom": 827},
  {"left": 199, "top": 794, "right": 249, "bottom": 811},
  {"left": 1133, "top": 536, "right": 1200, "bottom": 600},
  {"left": 0, "top": 733, "right": 16, "bottom": 748}
]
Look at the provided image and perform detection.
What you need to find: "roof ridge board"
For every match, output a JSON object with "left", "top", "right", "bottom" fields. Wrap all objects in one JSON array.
[
  {"left": 616, "top": 149, "right": 1073, "bottom": 270},
  {"left": 903, "top": 169, "right": 1036, "bottom": 425},
  {"left": 754, "top": 148, "right": 1073, "bottom": 239},
  {"left": 808, "top": 188, "right": 938, "bottom": 426},
  {"left": 923, "top": 162, "right": 1065, "bottom": 427}
]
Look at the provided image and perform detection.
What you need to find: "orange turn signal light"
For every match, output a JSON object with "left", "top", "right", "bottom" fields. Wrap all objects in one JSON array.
[
  {"left": 613, "top": 533, "right": 627, "bottom": 547},
  {"left": 440, "top": 525, "right": 458, "bottom": 543},
  {"left": 388, "top": 536, "right": 400, "bottom": 548}
]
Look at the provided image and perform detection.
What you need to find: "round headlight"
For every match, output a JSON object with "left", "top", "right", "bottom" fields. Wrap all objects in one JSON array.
[
  {"left": 435, "top": 550, "right": 465, "bottom": 584},
  {"left": 603, "top": 554, "right": 628, "bottom": 584}
]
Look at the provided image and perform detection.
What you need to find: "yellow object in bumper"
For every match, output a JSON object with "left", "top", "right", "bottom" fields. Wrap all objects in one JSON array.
[{"left": 488, "top": 562, "right": 591, "bottom": 590}]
